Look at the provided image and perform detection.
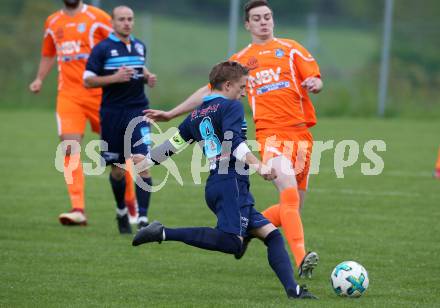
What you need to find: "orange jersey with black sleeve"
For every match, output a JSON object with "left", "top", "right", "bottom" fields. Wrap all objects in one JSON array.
[
  {"left": 230, "top": 38, "right": 321, "bottom": 130},
  {"left": 41, "top": 4, "right": 112, "bottom": 96}
]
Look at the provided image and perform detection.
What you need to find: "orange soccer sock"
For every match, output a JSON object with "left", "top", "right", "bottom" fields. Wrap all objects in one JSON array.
[
  {"left": 279, "top": 187, "right": 305, "bottom": 267},
  {"left": 436, "top": 148, "right": 440, "bottom": 170},
  {"left": 64, "top": 153, "right": 85, "bottom": 211},
  {"left": 262, "top": 204, "right": 281, "bottom": 227},
  {"left": 124, "top": 159, "right": 137, "bottom": 217}
]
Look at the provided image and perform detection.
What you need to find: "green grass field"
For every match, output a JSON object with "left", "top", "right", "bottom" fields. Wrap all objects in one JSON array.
[{"left": 1, "top": 110, "right": 439, "bottom": 307}]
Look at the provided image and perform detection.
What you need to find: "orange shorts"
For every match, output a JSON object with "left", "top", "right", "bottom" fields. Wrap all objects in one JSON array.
[
  {"left": 256, "top": 126, "right": 313, "bottom": 191},
  {"left": 56, "top": 92, "right": 101, "bottom": 136}
]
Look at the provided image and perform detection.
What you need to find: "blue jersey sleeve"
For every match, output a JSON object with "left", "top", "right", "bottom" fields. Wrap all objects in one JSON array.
[
  {"left": 221, "top": 101, "right": 246, "bottom": 152},
  {"left": 177, "top": 115, "right": 194, "bottom": 143},
  {"left": 86, "top": 43, "right": 106, "bottom": 75}
]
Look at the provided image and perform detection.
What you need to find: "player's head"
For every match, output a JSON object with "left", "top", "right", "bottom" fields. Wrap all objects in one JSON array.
[
  {"left": 244, "top": 0, "right": 274, "bottom": 41},
  {"left": 111, "top": 6, "right": 134, "bottom": 38},
  {"left": 63, "top": 0, "right": 81, "bottom": 9},
  {"left": 209, "top": 61, "right": 249, "bottom": 100}
]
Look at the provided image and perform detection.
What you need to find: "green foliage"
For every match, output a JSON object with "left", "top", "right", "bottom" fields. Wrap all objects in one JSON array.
[
  {"left": 0, "top": 0, "right": 57, "bottom": 109},
  {"left": 0, "top": 0, "right": 439, "bottom": 117}
]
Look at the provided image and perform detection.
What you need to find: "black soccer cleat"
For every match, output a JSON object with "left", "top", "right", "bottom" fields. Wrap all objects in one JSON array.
[
  {"left": 138, "top": 221, "right": 149, "bottom": 230},
  {"left": 288, "top": 285, "right": 319, "bottom": 300},
  {"left": 132, "top": 220, "right": 164, "bottom": 246},
  {"left": 234, "top": 236, "right": 253, "bottom": 260},
  {"left": 117, "top": 214, "right": 132, "bottom": 234}
]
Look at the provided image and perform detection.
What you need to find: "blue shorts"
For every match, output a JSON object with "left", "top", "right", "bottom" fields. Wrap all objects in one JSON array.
[
  {"left": 205, "top": 176, "right": 270, "bottom": 237},
  {"left": 100, "top": 106, "right": 150, "bottom": 165}
]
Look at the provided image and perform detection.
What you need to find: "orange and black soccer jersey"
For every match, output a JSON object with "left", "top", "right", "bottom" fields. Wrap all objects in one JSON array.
[
  {"left": 41, "top": 4, "right": 112, "bottom": 97},
  {"left": 230, "top": 38, "right": 321, "bottom": 130}
]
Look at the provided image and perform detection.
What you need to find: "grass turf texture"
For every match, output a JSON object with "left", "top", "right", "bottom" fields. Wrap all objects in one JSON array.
[{"left": 1, "top": 110, "right": 439, "bottom": 307}]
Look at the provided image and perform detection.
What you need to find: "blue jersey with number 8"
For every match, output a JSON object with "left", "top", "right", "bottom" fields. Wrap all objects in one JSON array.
[{"left": 178, "top": 94, "right": 248, "bottom": 183}]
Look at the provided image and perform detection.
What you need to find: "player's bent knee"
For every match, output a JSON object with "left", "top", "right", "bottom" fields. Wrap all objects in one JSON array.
[
  {"left": 110, "top": 165, "right": 125, "bottom": 180},
  {"left": 251, "top": 223, "right": 277, "bottom": 239},
  {"left": 218, "top": 232, "right": 242, "bottom": 255}
]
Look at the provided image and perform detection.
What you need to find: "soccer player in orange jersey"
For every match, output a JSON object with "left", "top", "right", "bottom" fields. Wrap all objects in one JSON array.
[
  {"left": 29, "top": 0, "right": 137, "bottom": 226},
  {"left": 145, "top": 0, "right": 322, "bottom": 278},
  {"left": 435, "top": 147, "right": 440, "bottom": 179}
]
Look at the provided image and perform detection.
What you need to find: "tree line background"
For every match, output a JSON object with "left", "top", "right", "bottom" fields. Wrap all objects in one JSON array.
[{"left": 0, "top": 0, "right": 438, "bottom": 118}]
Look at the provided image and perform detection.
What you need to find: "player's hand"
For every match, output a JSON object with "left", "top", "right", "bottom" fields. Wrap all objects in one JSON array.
[
  {"left": 113, "top": 66, "right": 135, "bottom": 83},
  {"left": 143, "top": 109, "right": 173, "bottom": 122},
  {"left": 301, "top": 77, "right": 323, "bottom": 94},
  {"left": 259, "top": 164, "right": 277, "bottom": 181},
  {"left": 29, "top": 78, "right": 43, "bottom": 94},
  {"left": 146, "top": 73, "right": 157, "bottom": 88},
  {"left": 132, "top": 154, "right": 154, "bottom": 173}
]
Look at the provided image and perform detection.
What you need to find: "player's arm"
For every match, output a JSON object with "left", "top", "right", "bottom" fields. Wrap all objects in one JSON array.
[
  {"left": 30, "top": 20, "right": 57, "bottom": 94},
  {"left": 301, "top": 76, "right": 323, "bottom": 94},
  {"left": 233, "top": 143, "right": 277, "bottom": 181},
  {"left": 84, "top": 66, "right": 135, "bottom": 88},
  {"left": 29, "top": 56, "right": 56, "bottom": 93},
  {"left": 144, "top": 85, "right": 210, "bottom": 122},
  {"left": 132, "top": 130, "right": 190, "bottom": 172},
  {"left": 83, "top": 43, "right": 135, "bottom": 88},
  {"left": 223, "top": 101, "right": 276, "bottom": 181},
  {"left": 291, "top": 42, "right": 323, "bottom": 94},
  {"left": 143, "top": 67, "right": 157, "bottom": 88}
]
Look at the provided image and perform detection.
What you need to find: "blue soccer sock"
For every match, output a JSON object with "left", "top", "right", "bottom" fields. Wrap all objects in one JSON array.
[
  {"left": 164, "top": 227, "right": 241, "bottom": 255},
  {"left": 264, "top": 229, "right": 299, "bottom": 297},
  {"left": 136, "top": 176, "right": 152, "bottom": 218},
  {"left": 109, "top": 174, "right": 126, "bottom": 212}
]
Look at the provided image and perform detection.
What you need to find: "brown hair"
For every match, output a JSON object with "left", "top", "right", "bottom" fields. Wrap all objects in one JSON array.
[
  {"left": 209, "top": 61, "right": 249, "bottom": 91},
  {"left": 244, "top": 0, "right": 272, "bottom": 21}
]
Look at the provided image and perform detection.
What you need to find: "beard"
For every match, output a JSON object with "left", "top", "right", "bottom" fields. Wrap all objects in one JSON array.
[{"left": 63, "top": 0, "right": 81, "bottom": 9}]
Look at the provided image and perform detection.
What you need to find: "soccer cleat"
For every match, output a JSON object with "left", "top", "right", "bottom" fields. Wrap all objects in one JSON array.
[
  {"left": 288, "top": 285, "right": 319, "bottom": 300},
  {"left": 137, "top": 216, "right": 149, "bottom": 230},
  {"left": 132, "top": 220, "right": 164, "bottom": 246},
  {"left": 234, "top": 236, "right": 253, "bottom": 260},
  {"left": 434, "top": 168, "right": 440, "bottom": 179},
  {"left": 125, "top": 198, "right": 138, "bottom": 224},
  {"left": 299, "top": 251, "right": 319, "bottom": 279},
  {"left": 59, "top": 209, "right": 87, "bottom": 226},
  {"left": 116, "top": 214, "right": 132, "bottom": 234}
]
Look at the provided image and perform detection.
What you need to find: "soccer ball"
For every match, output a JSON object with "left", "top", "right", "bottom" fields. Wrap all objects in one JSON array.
[{"left": 330, "top": 261, "right": 369, "bottom": 297}]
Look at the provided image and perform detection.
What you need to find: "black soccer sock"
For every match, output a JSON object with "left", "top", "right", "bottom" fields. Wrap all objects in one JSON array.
[
  {"left": 164, "top": 227, "right": 241, "bottom": 255},
  {"left": 109, "top": 174, "right": 126, "bottom": 211},
  {"left": 264, "top": 229, "right": 299, "bottom": 297},
  {"left": 135, "top": 176, "right": 152, "bottom": 217}
]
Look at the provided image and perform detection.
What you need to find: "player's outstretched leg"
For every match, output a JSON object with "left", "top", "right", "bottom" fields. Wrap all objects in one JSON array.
[
  {"left": 234, "top": 236, "right": 254, "bottom": 260},
  {"left": 133, "top": 222, "right": 242, "bottom": 255},
  {"left": 132, "top": 221, "right": 164, "bottom": 245},
  {"left": 435, "top": 147, "right": 440, "bottom": 179},
  {"left": 261, "top": 228, "right": 318, "bottom": 299}
]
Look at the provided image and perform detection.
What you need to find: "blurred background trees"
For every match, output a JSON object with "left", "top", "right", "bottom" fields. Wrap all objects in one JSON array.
[{"left": 1, "top": 0, "right": 438, "bottom": 118}]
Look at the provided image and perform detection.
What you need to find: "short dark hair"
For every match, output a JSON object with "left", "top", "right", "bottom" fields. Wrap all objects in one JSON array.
[
  {"left": 209, "top": 61, "right": 249, "bottom": 91},
  {"left": 244, "top": 0, "right": 272, "bottom": 21},
  {"left": 111, "top": 5, "right": 133, "bottom": 19}
]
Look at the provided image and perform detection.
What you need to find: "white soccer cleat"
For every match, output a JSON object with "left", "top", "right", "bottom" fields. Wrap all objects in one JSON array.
[
  {"left": 58, "top": 210, "right": 87, "bottom": 226},
  {"left": 299, "top": 251, "right": 319, "bottom": 279},
  {"left": 128, "top": 213, "right": 139, "bottom": 225}
]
